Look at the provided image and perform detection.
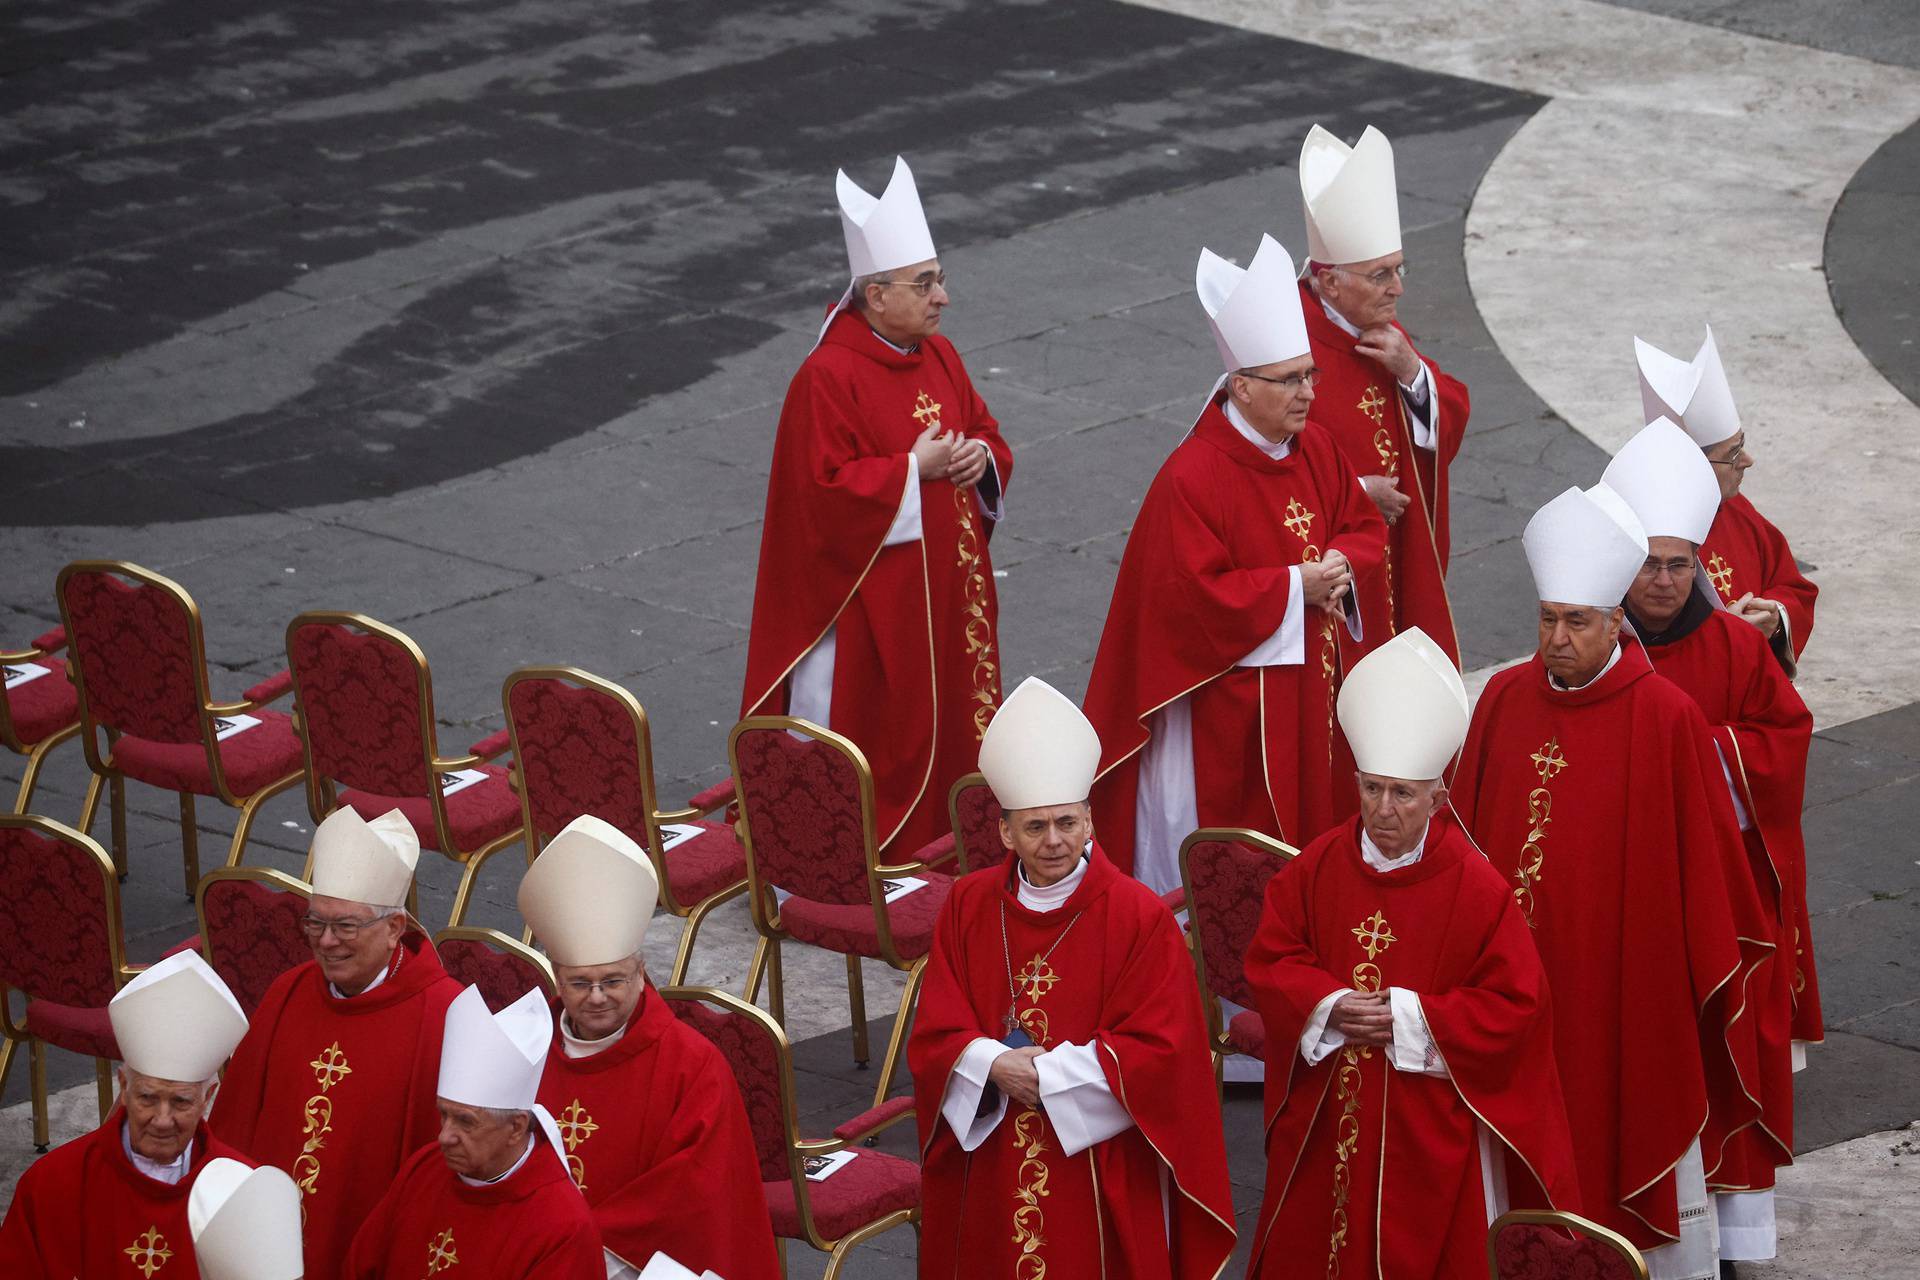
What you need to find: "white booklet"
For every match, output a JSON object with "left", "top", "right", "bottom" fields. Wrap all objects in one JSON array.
[
  {"left": 657, "top": 823, "right": 704, "bottom": 852},
  {"left": 3, "top": 662, "right": 51, "bottom": 690},
  {"left": 801, "top": 1150, "right": 858, "bottom": 1182},
  {"left": 437, "top": 767, "right": 490, "bottom": 796},
  {"left": 213, "top": 713, "right": 261, "bottom": 741},
  {"left": 881, "top": 876, "right": 927, "bottom": 904}
]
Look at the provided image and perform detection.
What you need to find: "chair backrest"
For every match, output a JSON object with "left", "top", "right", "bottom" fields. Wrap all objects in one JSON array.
[
  {"left": 287, "top": 613, "right": 437, "bottom": 799},
  {"left": 947, "top": 772, "right": 1000, "bottom": 873},
  {"left": 57, "top": 561, "right": 209, "bottom": 746},
  {"left": 1487, "top": 1210, "right": 1648, "bottom": 1280},
  {"left": 434, "top": 927, "right": 556, "bottom": 1012},
  {"left": 660, "top": 985, "right": 793, "bottom": 1182},
  {"left": 0, "top": 816, "right": 125, "bottom": 1007},
  {"left": 503, "top": 668, "right": 660, "bottom": 855},
  {"left": 1181, "top": 827, "right": 1297, "bottom": 1012},
  {"left": 196, "top": 867, "right": 313, "bottom": 1015},
  {"left": 728, "top": 717, "right": 876, "bottom": 908}
]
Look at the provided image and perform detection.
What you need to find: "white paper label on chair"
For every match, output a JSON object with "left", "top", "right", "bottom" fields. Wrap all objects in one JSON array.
[
  {"left": 213, "top": 713, "right": 261, "bottom": 741},
  {"left": 657, "top": 823, "right": 703, "bottom": 852},
  {"left": 881, "top": 876, "right": 927, "bottom": 904},
  {"left": 2, "top": 663, "right": 51, "bottom": 690},
  {"left": 801, "top": 1150, "right": 858, "bottom": 1182},
  {"left": 438, "top": 768, "right": 489, "bottom": 796}
]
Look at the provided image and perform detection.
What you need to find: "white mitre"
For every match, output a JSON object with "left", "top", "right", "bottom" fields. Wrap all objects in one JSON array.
[
  {"left": 309, "top": 806, "right": 417, "bottom": 908},
  {"left": 1523, "top": 484, "right": 1649, "bottom": 608},
  {"left": 518, "top": 814, "right": 661, "bottom": 967},
  {"left": 1196, "top": 234, "right": 1311, "bottom": 374},
  {"left": 1602, "top": 418, "right": 1722, "bottom": 545},
  {"left": 1299, "top": 124, "right": 1401, "bottom": 266},
  {"left": 978, "top": 677, "right": 1101, "bottom": 812},
  {"left": 1336, "top": 628, "right": 1468, "bottom": 782},
  {"left": 189, "top": 1159, "right": 304, "bottom": 1280},
  {"left": 437, "top": 985, "right": 567, "bottom": 1169},
  {"left": 1634, "top": 324, "right": 1741, "bottom": 447},
  {"left": 838, "top": 155, "right": 937, "bottom": 279},
  {"left": 109, "top": 951, "right": 247, "bottom": 1083}
]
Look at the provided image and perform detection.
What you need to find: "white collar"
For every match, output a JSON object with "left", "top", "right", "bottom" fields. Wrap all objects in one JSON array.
[
  {"left": 1548, "top": 642, "right": 1623, "bottom": 692},
  {"left": 1223, "top": 399, "right": 1294, "bottom": 460},
  {"left": 459, "top": 1134, "right": 534, "bottom": 1187},
  {"left": 561, "top": 1014, "right": 627, "bottom": 1060},
  {"left": 1359, "top": 824, "right": 1429, "bottom": 873},
  {"left": 1319, "top": 293, "right": 1363, "bottom": 339},
  {"left": 328, "top": 956, "right": 392, "bottom": 1000},
  {"left": 121, "top": 1122, "right": 192, "bottom": 1186},
  {"left": 1017, "top": 851, "right": 1089, "bottom": 913},
  {"left": 865, "top": 321, "right": 917, "bottom": 355}
]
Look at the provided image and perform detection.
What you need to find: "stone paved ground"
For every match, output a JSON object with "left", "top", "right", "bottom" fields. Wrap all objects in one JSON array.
[{"left": 2, "top": 1, "right": 1916, "bottom": 1275}]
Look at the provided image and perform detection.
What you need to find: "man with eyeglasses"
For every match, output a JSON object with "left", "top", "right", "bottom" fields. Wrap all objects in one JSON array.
[
  {"left": 1084, "top": 234, "right": 1384, "bottom": 894},
  {"left": 1637, "top": 324, "right": 1816, "bottom": 674},
  {"left": 1297, "top": 124, "right": 1471, "bottom": 669},
  {"left": 1607, "top": 420, "right": 1816, "bottom": 1276},
  {"left": 742, "top": 155, "right": 1013, "bottom": 859},
  {"left": 522, "top": 816, "right": 776, "bottom": 1280},
  {"left": 218, "top": 807, "right": 461, "bottom": 1280}
]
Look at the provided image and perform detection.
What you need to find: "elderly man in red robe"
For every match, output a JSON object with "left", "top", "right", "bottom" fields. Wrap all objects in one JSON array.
[
  {"left": 1085, "top": 233, "right": 1384, "bottom": 891},
  {"left": 1, "top": 952, "right": 251, "bottom": 1279},
  {"left": 741, "top": 155, "right": 1013, "bottom": 856},
  {"left": 345, "top": 986, "right": 602, "bottom": 1277},
  {"left": 1296, "top": 124, "right": 1470, "bottom": 667},
  {"left": 189, "top": 1160, "right": 305, "bottom": 1280},
  {"left": 1246, "top": 628, "right": 1579, "bottom": 1278},
  {"left": 1607, "top": 420, "right": 1819, "bottom": 1269},
  {"left": 911, "top": 677, "right": 1235, "bottom": 1279},
  {"left": 1451, "top": 483, "right": 1773, "bottom": 1280},
  {"left": 521, "top": 815, "right": 778, "bottom": 1280},
  {"left": 217, "top": 807, "right": 461, "bottom": 1280},
  {"left": 1637, "top": 324, "right": 1815, "bottom": 672}
]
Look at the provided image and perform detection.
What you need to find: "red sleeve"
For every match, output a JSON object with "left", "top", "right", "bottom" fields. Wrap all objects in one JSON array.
[
  {"left": 535, "top": 1215, "right": 608, "bottom": 1280},
  {"left": 908, "top": 877, "right": 991, "bottom": 1155},
  {"left": 0, "top": 1160, "right": 60, "bottom": 1278},
  {"left": 340, "top": 1178, "right": 402, "bottom": 1280},
  {"left": 1243, "top": 844, "right": 1346, "bottom": 1074},
  {"left": 932, "top": 335, "right": 1013, "bottom": 503},
  {"left": 1426, "top": 359, "right": 1470, "bottom": 468},
  {"left": 1318, "top": 432, "right": 1390, "bottom": 621}
]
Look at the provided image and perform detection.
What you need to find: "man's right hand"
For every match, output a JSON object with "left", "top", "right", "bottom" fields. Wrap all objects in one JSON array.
[
  {"left": 911, "top": 424, "right": 958, "bottom": 480},
  {"left": 988, "top": 1046, "right": 1046, "bottom": 1107},
  {"left": 1327, "top": 990, "right": 1393, "bottom": 1047},
  {"left": 1301, "top": 550, "right": 1353, "bottom": 610},
  {"left": 1360, "top": 474, "right": 1411, "bottom": 525}
]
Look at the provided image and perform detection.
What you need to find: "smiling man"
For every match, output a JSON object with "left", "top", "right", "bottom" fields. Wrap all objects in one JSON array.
[{"left": 216, "top": 807, "right": 461, "bottom": 1280}]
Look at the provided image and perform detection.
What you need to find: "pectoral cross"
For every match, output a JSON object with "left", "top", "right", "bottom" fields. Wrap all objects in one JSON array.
[
  {"left": 911, "top": 391, "right": 943, "bottom": 431},
  {"left": 1358, "top": 385, "right": 1388, "bottom": 425},
  {"left": 1283, "top": 497, "right": 1316, "bottom": 544},
  {"left": 1706, "top": 552, "right": 1735, "bottom": 598},
  {"left": 1531, "top": 737, "right": 1569, "bottom": 783},
  {"left": 124, "top": 1228, "right": 172, "bottom": 1278}
]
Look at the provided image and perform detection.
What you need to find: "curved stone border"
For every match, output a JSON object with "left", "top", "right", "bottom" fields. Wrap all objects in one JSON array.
[{"left": 1825, "top": 117, "right": 1920, "bottom": 412}]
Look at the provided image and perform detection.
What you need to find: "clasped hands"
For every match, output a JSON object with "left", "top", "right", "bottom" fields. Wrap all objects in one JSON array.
[
  {"left": 987, "top": 1045, "right": 1045, "bottom": 1108},
  {"left": 912, "top": 423, "right": 990, "bottom": 487},
  {"left": 1301, "top": 548, "right": 1353, "bottom": 613},
  {"left": 1729, "top": 592, "right": 1783, "bottom": 639},
  {"left": 1327, "top": 990, "right": 1394, "bottom": 1048}
]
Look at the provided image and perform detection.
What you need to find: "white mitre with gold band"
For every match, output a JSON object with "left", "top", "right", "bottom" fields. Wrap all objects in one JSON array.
[
  {"left": 1196, "top": 234, "right": 1311, "bottom": 374},
  {"left": 189, "top": 1159, "right": 304, "bottom": 1280},
  {"left": 518, "top": 814, "right": 660, "bottom": 967},
  {"left": 1299, "top": 124, "right": 1401, "bottom": 266},
  {"left": 1523, "top": 484, "right": 1649, "bottom": 608},
  {"left": 1634, "top": 324, "right": 1740, "bottom": 448},
  {"left": 309, "top": 806, "right": 418, "bottom": 908},
  {"left": 1602, "top": 418, "right": 1722, "bottom": 544},
  {"left": 1336, "top": 628, "right": 1469, "bottom": 782},
  {"left": 838, "top": 155, "right": 936, "bottom": 279},
  {"left": 108, "top": 951, "right": 247, "bottom": 1083},
  {"left": 978, "top": 677, "right": 1102, "bottom": 811}
]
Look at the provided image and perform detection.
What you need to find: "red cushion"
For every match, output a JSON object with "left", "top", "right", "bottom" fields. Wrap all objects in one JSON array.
[
  {"left": 780, "top": 872, "right": 952, "bottom": 962},
  {"left": 24, "top": 999, "right": 118, "bottom": 1059},
  {"left": 339, "top": 767, "right": 521, "bottom": 856},
  {"left": 111, "top": 710, "right": 304, "bottom": 798},
  {"left": 762, "top": 1148, "right": 920, "bottom": 1241},
  {"left": 1492, "top": 1220, "right": 1640, "bottom": 1280},
  {"left": 1187, "top": 838, "right": 1288, "bottom": 1010},
  {"left": 660, "top": 821, "right": 748, "bottom": 908},
  {"left": 1225, "top": 1009, "right": 1267, "bottom": 1060},
  {"left": 3, "top": 658, "right": 79, "bottom": 747}
]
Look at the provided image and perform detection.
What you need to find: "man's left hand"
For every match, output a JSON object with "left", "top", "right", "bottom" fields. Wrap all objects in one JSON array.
[
  {"left": 1730, "top": 592, "right": 1783, "bottom": 639},
  {"left": 948, "top": 438, "right": 991, "bottom": 488},
  {"left": 1353, "top": 325, "right": 1422, "bottom": 386}
]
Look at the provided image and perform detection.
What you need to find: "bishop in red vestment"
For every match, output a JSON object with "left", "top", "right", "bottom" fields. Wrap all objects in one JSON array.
[
  {"left": 1085, "top": 235, "right": 1384, "bottom": 891},
  {"left": 911, "top": 678, "right": 1236, "bottom": 1280},
  {"left": 741, "top": 157, "right": 1013, "bottom": 856}
]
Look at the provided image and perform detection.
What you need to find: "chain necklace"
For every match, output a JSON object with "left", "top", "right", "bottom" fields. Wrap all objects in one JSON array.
[{"left": 999, "top": 898, "right": 1084, "bottom": 1037}]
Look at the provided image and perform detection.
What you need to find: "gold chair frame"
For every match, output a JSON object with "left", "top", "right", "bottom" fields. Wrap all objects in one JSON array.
[
  {"left": 432, "top": 926, "right": 557, "bottom": 1002},
  {"left": 944, "top": 770, "right": 997, "bottom": 871},
  {"left": 1177, "top": 825, "right": 1298, "bottom": 1089},
  {"left": 1486, "top": 1208, "right": 1649, "bottom": 1280},
  {"left": 0, "top": 629, "right": 100, "bottom": 826}
]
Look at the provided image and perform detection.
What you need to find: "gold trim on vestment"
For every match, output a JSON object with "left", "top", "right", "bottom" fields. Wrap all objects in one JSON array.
[
  {"left": 124, "top": 1226, "right": 173, "bottom": 1277},
  {"left": 1510, "top": 739, "right": 1568, "bottom": 926},
  {"left": 292, "top": 1040, "right": 353, "bottom": 1216},
  {"left": 1392, "top": 378, "right": 1462, "bottom": 660},
  {"left": 1326, "top": 911, "right": 1394, "bottom": 1276},
  {"left": 1100, "top": 1041, "right": 1236, "bottom": 1280}
]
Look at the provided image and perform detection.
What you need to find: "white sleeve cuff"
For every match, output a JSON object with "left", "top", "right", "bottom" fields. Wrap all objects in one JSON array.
[
  {"left": 1401, "top": 362, "right": 1438, "bottom": 449},
  {"left": 941, "top": 1038, "right": 1010, "bottom": 1151},
  {"left": 976, "top": 443, "right": 1006, "bottom": 521},
  {"left": 1035, "top": 1042, "right": 1134, "bottom": 1157},
  {"left": 1387, "top": 988, "right": 1450, "bottom": 1078},
  {"left": 882, "top": 453, "right": 923, "bottom": 546},
  {"left": 1300, "top": 988, "right": 1354, "bottom": 1065},
  {"left": 1237, "top": 565, "right": 1306, "bottom": 667},
  {"left": 1713, "top": 743, "right": 1753, "bottom": 831}
]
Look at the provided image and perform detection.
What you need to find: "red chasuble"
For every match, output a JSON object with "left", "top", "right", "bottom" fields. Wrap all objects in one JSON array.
[
  {"left": 1084, "top": 395, "right": 1386, "bottom": 871},
  {"left": 343, "top": 1137, "right": 602, "bottom": 1279},
  {"left": 1244, "top": 813, "right": 1579, "bottom": 1279},
  {"left": 535, "top": 984, "right": 779, "bottom": 1279},
  {"left": 1701, "top": 493, "right": 1817, "bottom": 666},
  {"left": 215, "top": 933, "right": 462, "bottom": 1280},
  {"left": 741, "top": 307, "right": 1014, "bottom": 854},
  {"left": 909, "top": 846, "right": 1236, "bottom": 1280},
  {"left": 0, "top": 1117, "right": 249, "bottom": 1280},
  {"left": 1298, "top": 281, "right": 1469, "bottom": 667},
  {"left": 1450, "top": 645, "right": 1773, "bottom": 1250}
]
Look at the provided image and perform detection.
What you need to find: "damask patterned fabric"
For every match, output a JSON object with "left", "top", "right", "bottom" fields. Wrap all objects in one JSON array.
[
  {"left": 201, "top": 878, "right": 311, "bottom": 1014},
  {"left": 23, "top": 999, "right": 118, "bottom": 1059},
  {"left": 779, "top": 871, "right": 952, "bottom": 962},
  {"left": 2, "top": 657, "right": 78, "bottom": 747},
  {"left": 111, "top": 708, "right": 303, "bottom": 797},
  {"left": 0, "top": 827, "right": 118, "bottom": 1007},
  {"left": 339, "top": 765, "right": 520, "bottom": 854},
  {"left": 438, "top": 938, "right": 550, "bottom": 1012},
  {"left": 760, "top": 1148, "right": 920, "bottom": 1241},
  {"left": 661, "top": 822, "right": 749, "bottom": 907},
  {"left": 1189, "top": 838, "right": 1288, "bottom": 1010},
  {"left": 289, "top": 622, "right": 434, "bottom": 796},
  {"left": 733, "top": 728, "right": 872, "bottom": 906},
  {"left": 950, "top": 780, "right": 1001, "bottom": 870},
  {"left": 665, "top": 998, "right": 789, "bottom": 1180},
  {"left": 1491, "top": 1221, "right": 1641, "bottom": 1279},
  {"left": 507, "top": 678, "right": 651, "bottom": 837},
  {"left": 61, "top": 570, "right": 203, "bottom": 743},
  {"left": 1225, "top": 1009, "right": 1267, "bottom": 1060}
]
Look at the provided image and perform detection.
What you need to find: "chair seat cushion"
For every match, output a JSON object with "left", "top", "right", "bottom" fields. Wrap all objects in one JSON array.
[
  {"left": 780, "top": 872, "right": 953, "bottom": 962},
  {"left": 340, "top": 766, "right": 520, "bottom": 856},
  {"left": 762, "top": 1148, "right": 920, "bottom": 1242},
  {"left": 25, "top": 999, "right": 118, "bottom": 1059},
  {"left": 1225, "top": 1009, "right": 1267, "bottom": 1060},
  {"left": 112, "top": 710, "right": 304, "bottom": 798},
  {"left": 660, "top": 821, "right": 748, "bottom": 908},
  {"left": 4, "top": 658, "right": 79, "bottom": 747}
]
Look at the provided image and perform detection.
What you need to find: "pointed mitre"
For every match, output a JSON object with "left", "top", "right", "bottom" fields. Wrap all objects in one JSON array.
[
  {"left": 108, "top": 951, "right": 248, "bottom": 1083},
  {"left": 1523, "top": 484, "right": 1649, "bottom": 608},
  {"left": 838, "top": 156, "right": 937, "bottom": 279},
  {"left": 1196, "top": 234, "right": 1311, "bottom": 373},
  {"left": 1299, "top": 124, "right": 1401, "bottom": 266},
  {"left": 518, "top": 814, "right": 660, "bottom": 967},
  {"left": 977, "top": 677, "right": 1102, "bottom": 812},
  {"left": 1336, "top": 628, "right": 1469, "bottom": 782},
  {"left": 438, "top": 985, "right": 551, "bottom": 1110},
  {"left": 1602, "top": 417, "right": 1722, "bottom": 545},
  {"left": 637, "top": 1255, "right": 703, "bottom": 1280},
  {"left": 309, "top": 805, "right": 418, "bottom": 908},
  {"left": 1635, "top": 324, "right": 1741, "bottom": 447},
  {"left": 189, "top": 1159, "right": 304, "bottom": 1280}
]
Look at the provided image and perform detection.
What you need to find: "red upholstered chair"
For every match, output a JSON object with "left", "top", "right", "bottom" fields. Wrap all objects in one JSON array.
[
  {"left": 195, "top": 867, "right": 312, "bottom": 1015},
  {"left": 0, "top": 815, "right": 135, "bottom": 1148},
  {"left": 728, "top": 716, "right": 959, "bottom": 1108},
  {"left": 56, "top": 561, "right": 305, "bottom": 895},
  {"left": 501, "top": 666, "right": 745, "bottom": 985},
  {"left": 945, "top": 771, "right": 1001, "bottom": 872},
  {"left": 1179, "top": 826, "right": 1298, "bottom": 1085},
  {"left": 433, "top": 927, "right": 555, "bottom": 1012},
  {"left": 1488, "top": 1209, "right": 1648, "bottom": 1279},
  {"left": 2, "top": 624, "right": 101, "bottom": 824},
  {"left": 663, "top": 985, "right": 917, "bottom": 1280},
  {"left": 285, "top": 612, "right": 521, "bottom": 891}
]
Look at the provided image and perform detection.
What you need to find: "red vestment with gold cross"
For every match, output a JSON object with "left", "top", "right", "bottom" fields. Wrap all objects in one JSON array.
[{"left": 1700, "top": 493, "right": 1817, "bottom": 667}]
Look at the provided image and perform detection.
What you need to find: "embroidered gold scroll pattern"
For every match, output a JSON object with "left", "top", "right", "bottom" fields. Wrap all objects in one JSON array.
[
  {"left": 425, "top": 1227, "right": 459, "bottom": 1276},
  {"left": 1010, "top": 953, "right": 1062, "bottom": 1279},
  {"left": 918, "top": 386, "right": 999, "bottom": 742},
  {"left": 1512, "top": 738, "right": 1569, "bottom": 927},
  {"left": 557, "top": 1099, "right": 600, "bottom": 1193},
  {"left": 1285, "top": 497, "right": 1339, "bottom": 753},
  {"left": 1706, "top": 552, "right": 1735, "bottom": 600},
  {"left": 292, "top": 1041, "right": 353, "bottom": 1214},
  {"left": 124, "top": 1226, "right": 172, "bottom": 1278},
  {"left": 1327, "top": 910, "right": 1395, "bottom": 1277},
  {"left": 1372, "top": 426, "right": 1399, "bottom": 634}
]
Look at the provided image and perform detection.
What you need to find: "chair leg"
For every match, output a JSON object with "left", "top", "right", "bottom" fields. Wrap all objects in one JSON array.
[
  {"left": 95, "top": 1058, "right": 114, "bottom": 1121},
  {"left": 873, "top": 957, "right": 927, "bottom": 1109},
  {"left": 847, "top": 955, "right": 870, "bottom": 1069},
  {"left": 0, "top": 1035, "right": 16, "bottom": 1100},
  {"left": 768, "top": 938, "right": 786, "bottom": 1027},
  {"left": 12, "top": 737, "right": 57, "bottom": 814},
  {"left": 110, "top": 774, "right": 128, "bottom": 880},
  {"left": 821, "top": 1210, "right": 915, "bottom": 1280},
  {"left": 179, "top": 793, "right": 200, "bottom": 899},
  {"left": 743, "top": 936, "right": 771, "bottom": 1004},
  {"left": 29, "top": 1038, "right": 49, "bottom": 1152},
  {"left": 225, "top": 771, "right": 300, "bottom": 870},
  {"left": 671, "top": 895, "right": 725, "bottom": 987},
  {"left": 77, "top": 771, "right": 104, "bottom": 836},
  {"left": 448, "top": 857, "right": 483, "bottom": 930},
  {"left": 774, "top": 1236, "right": 788, "bottom": 1280}
]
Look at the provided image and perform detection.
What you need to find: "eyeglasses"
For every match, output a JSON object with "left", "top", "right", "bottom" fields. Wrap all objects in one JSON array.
[
  {"left": 562, "top": 976, "right": 634, "bottom": 998},
  {"left": 1637, "top": 558, "right": 1696, "bottom": 581},
  {"left": 299, "top": 913, "right": 385, "bottom": 941},
  {"left": 875, "top": 271, "right": 947, "bottom": 297},
  {"left": 1236, "top": 367, "right": 1321, "bottom": 392},
  {"left": 1330, "top": 263, "right": 1408, "bottom": 288}
]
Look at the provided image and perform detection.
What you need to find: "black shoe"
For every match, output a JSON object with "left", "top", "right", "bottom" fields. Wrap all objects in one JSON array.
[{"left": 1721, "top": 1262, "right": 1739, "bottom": 1279}]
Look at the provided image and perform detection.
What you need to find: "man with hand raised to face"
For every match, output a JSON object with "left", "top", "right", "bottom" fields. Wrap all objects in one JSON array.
[
  {"left": 522, "top": 815, "right": 777, "bottom": 1280},
  {"left": 910, "top": 677, "right": 1234, "bottom": 1280}
]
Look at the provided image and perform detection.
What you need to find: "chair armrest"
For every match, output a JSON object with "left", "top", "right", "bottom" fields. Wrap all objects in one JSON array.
[
  {"left": 831, "top": 1095, "right": 916, "bottom": 1143},
  {"left": 240, "top": 669, "right": 294, "bottom": 707},
  {"left": 688, "top": 777, "right": 736, "bottom": 815},
  {"left": 32, "top": 626, "right": 66, "bottom": 651},
  {"left": 1159, "top": 887, "right": 1187, "bottom": 914},
  {"left": 906, "top": 831, "right": 959, "bottom": 872},
  {"left": 469, "top": 729, "right": 511, "bottom": 760}
]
